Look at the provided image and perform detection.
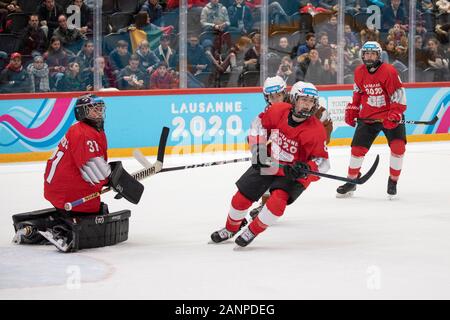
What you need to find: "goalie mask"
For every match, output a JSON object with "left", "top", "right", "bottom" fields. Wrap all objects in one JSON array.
[
  {"left": 263, "top": 76, "right": 287, "bottom": 104},
  {"left": 289, "top": 81, "right": 319, "bottom": 119},
  {"left": 361, "top": 41, "right": 382, "bottom": 72},
  {"left": 74, "top": 94, "right": 106, "bottom": 130}
]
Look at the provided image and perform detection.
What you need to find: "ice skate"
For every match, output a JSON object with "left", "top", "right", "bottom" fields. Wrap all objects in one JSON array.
[
  {"left": 209, "top": 218, "right": 247, "bottom": 244},
  {"left": 38, "top": 226, "right": 73, "bottom": 252},
  {"left": 387, "top": 177, "right": 397, "bottom": 200},
  {"left": 336, "top": 181, "right": 357, "bottom": 198},
  {"left": 234, "top": 227, "right": 257, "bottom": 248},
  {"left": 210, "top": 227, "right": 236, "bottom": 244},
  {"left": 336, "top": 174, "right": 360, "bottom": 198}
]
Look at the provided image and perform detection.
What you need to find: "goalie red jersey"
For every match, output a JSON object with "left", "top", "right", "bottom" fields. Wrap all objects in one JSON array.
[
  {"left": 44, "top": 121, "right": 108, "bottom": 213},
  {"left": 353, "top": 63, "right": 407, "bottom": 120}
]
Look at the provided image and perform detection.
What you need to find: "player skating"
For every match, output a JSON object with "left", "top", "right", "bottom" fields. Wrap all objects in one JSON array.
[
  {"left": 248, "top": 76, "right": 333, "bottom": 220},
  {"left": 336, "top": 41, "right": 407, "bottom": 199},
  {"left": 211, "top": 81, "right": 330, "bottom": 247}
]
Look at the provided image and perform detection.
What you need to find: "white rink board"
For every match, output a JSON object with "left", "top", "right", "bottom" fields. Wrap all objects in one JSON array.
[{"left": 0, "top": 141, "right": 449, "bottom": 299}]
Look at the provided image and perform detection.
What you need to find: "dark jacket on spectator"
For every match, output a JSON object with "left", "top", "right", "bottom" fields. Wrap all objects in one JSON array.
[
  {"left": 37, "top": 2, "right": 64, "bottom": 37},
  {"left": 117, "top": 66, "right": 147, "bottom": 90},
  {"left": 56, "top": 72, "right": 85, "bottom": 92},
  {"left": 108, "top": 49, "right": 131, "bottom": 73},
  {"left": 227, "top": 3, "right": 253, "bottom": 33},
  {"left": 153, "top": 45, "right": 178, "bottom": 69},
  {"left": 141, "top": 1, "right": 163, "bottom": 25},
  {"left": 136, "top": 48, "right": 160, "bottom": 73},
  {"left": 18, "top": 25, "right": 48, "bottom": 55},
  {"left": 43, "top": 48, "right": 73, "bottom": 77},
  {"left": 381, "top": 3, "right": 407, "bottom": 31},
  {"left": 77, "top": 2, "right": 93, "bottom": 30},
  {"left": 187, "top": 43, "right": 210, "bottom": 72},
  {"left": 53, "top": 26, "right": 87, "bottom": 50},
  {"left": 0, "top": 64, "right": 31, "bottom": 93},
  {"left": 75, "top": 50, "right": 94, "bottom": 81}
]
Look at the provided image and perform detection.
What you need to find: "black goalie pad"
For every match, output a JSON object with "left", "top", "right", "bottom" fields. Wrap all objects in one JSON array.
[
  {"left": 12, "top": 208, "right": 59, "bottom": 244},
  {"left": 109, "top": 161, "right": 144, "bottom": 204}
]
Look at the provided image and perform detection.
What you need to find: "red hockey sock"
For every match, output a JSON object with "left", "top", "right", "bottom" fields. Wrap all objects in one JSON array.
[
  {"left": 226, "top": 191, "right": 253, "bottom": 232},
  {"left": 249, "top": 189, "right": 289, "bottom": 235},
  {"left": 348, "top": 146, "right": 368, "bottom": 178},
  {"left": 389, "top": 139, "right": 405, "bottom": 181}
]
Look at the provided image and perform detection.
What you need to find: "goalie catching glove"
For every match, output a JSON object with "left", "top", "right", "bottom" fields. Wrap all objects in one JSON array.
[{"left": 108, "top": 161, "right": 144, "bottom": 204}]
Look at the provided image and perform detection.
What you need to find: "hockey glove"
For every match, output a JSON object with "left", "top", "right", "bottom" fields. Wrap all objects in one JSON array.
[
  {"left": 108, "top": 161, "right": 144, "bottom": 204},
  {"left": 345, "top": 103, "right": 360, "bottom": 127},
  {"left": 283, "top": 161, "right": 310, "bottom": 181},
  {"left": 383, "top": 105, "right": 404, "bottom": 130},
  {"left": 251, "top": 143, "right": 272, "bottom": 169}
]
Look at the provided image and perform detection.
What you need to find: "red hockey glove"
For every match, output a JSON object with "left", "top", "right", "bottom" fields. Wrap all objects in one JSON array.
[
  {"left": 383, "top": 104, "right": 405, "bottom": 130},
  {"left": 345, "top": 103, "right": 360, "bottom": 127}
]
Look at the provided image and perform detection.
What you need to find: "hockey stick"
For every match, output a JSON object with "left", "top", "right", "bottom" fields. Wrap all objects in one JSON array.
[
  {"left": 64, "top": 127, "right": 170, "bottom": 211},
  {"left": 136, "top": 152, "right": 379, "bottom": 185},
  {"left": 279, "top": 155, "right": 380, "bottom": 185},
  {"left": 357, "top": 103, "right": 445, "bottom": 125}
]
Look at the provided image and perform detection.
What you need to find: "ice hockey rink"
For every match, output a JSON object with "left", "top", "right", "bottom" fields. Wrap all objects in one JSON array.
[{"left": 0, "top": 141, "right": 449, "bottom": 300}]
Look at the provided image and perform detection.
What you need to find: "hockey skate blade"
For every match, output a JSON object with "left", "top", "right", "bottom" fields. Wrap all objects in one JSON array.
[
  {"left": 336, "top": 191, "right": 354, "bottom": 198},
  {"left": 38, "top": 231, "right": 71, "bottom": 253},
  {"left": 387, "top": 194, "right": 397, "bottom": 201}
]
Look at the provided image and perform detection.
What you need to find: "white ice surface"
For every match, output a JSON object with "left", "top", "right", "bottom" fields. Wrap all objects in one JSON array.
[{"left": 0, "top": 141, "right": 449, "bottom": 300}]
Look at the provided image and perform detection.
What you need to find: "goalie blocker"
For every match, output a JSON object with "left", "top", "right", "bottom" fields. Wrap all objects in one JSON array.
[{"left": 12, "top": 205, "right": 131, "bottom": 252}]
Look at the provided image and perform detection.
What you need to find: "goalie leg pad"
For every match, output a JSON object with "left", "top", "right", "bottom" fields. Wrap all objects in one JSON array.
[
  {"left": 109, "top": 161, "right": 144, "bottom": 204},
  {"left": 12, "top": 208, "right": 59, "bottom": 244},
  {"left": 61, "top": 210, "right": 132, "bottom": 251}
]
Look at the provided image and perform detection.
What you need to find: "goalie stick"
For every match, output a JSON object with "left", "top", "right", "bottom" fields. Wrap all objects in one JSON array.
[
  {"left": 133, "top": 152, "right": 380, "bottom": 185},
  {"left": 357, "top": 103, "right": 445, "bottom": 125},
  {"left": 64, "top": 126, "right": 170, "bottom": 211}
]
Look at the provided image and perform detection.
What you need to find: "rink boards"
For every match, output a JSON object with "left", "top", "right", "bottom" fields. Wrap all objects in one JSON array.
[{"left": 0, "top": 83, "right": 449, "bottom": 163}]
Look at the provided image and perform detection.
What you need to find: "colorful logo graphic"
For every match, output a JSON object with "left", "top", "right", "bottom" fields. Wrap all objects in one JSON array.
[{"left": 0, "top": 98, "right": 75, "bottom": 151}]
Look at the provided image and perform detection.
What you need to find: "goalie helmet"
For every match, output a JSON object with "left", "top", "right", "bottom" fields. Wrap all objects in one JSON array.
[
  {"left": 361, "top": 41, "right": 382, "bottom": 71},
  {"left": 289, "top": 81, "right": 319, "bottom": 119},
  {"left": 263, "top": 76, "right": 287, "bottom": 104},
  {"left": 74, "top": 94, "right": 106, "bottom": 130}
]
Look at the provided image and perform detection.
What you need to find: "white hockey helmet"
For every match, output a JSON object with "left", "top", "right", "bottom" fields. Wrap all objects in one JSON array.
[
  {"left": 263, "top": 76, "right": 287, "bottom": 103},
  {"left": 289, "top": 81, "right": 319, "bottom": 118},
  {"left": 361, "top": 41, "right": 382, "bottom": 69}
]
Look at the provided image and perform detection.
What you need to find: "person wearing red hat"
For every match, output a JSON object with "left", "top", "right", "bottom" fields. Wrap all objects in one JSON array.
[{"left": 0, "top": 52, "right": 31, "bottom": 93}]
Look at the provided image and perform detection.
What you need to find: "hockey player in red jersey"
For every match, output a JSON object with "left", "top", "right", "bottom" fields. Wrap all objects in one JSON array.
[
  {"left": 336, "top": 41, "right": 407, "bottom": 199},
  {"left": 247, "top": 76, "right": 288, "bottom": 218},
  {"left": 12, "top": 94, "right": 144, "bottom": 252},
  {"left": 211, "top": 81, "right": 330, "bottom": 247},
  {"left": 248, "top": 76, "right": 334, "bottom": 220},
  {"left": 44, "top": 94, "right": 110, "bottom": 213}
]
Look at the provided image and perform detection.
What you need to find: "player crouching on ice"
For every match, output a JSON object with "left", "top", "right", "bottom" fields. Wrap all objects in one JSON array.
[
  {"left": 12, "top": 94, "right": 144, "bottom": 252},
  {"left": 211, "top": 81, "right": 330, "bottom": 248}
]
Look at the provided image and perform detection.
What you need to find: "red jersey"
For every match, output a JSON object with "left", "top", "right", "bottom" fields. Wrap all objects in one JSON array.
[
  {"left": 44, "top": 122, "right": 108, "bottom": 213},
  {"left": 352, "top": 63, "right": 407, "bottom": 119},
  {"left": 249, "top": 102, "right": 329, "bottom": 188}
]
